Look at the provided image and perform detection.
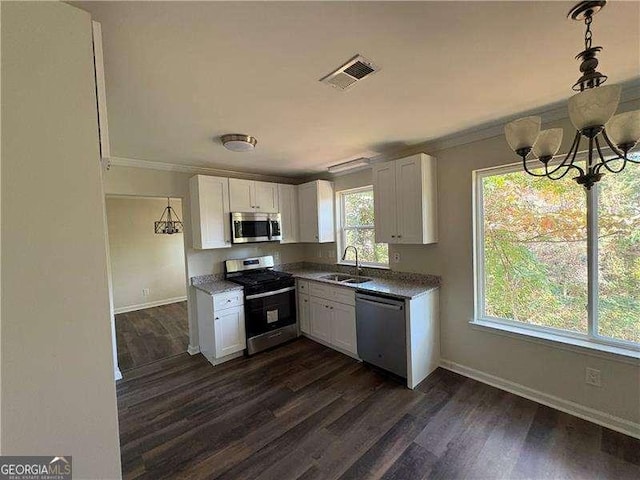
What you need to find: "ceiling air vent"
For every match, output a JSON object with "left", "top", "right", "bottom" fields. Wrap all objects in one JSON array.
[{"left": 320, "top": 55, "right": 380, "bottom": 91}]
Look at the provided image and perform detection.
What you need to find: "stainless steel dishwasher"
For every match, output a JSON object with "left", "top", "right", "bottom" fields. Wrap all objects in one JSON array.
[{"left": 355, "top": 292, "right": 406, "bottom": 378}]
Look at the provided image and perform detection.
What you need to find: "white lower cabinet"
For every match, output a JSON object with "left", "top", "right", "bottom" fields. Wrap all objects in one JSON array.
[
  {"left": 214, "top": 306, "right": 246, "bottom": 358},
  {"left": 196, "top": 289, "right": 246, "bottom": 365},
  {"left": 298, "top": 292, "right": 310, "bottom": 334},
  {"left": 299, "top": 281, "right": 358, "bottom": 358},
  {"left": 309, "top": 297, "right": 332, "bottom": 342},
  {"left": 329, "top": 301, "right": 357, "bottom": 355}
]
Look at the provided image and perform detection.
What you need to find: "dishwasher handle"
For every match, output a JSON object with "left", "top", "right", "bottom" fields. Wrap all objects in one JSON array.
[{"left": 356, "top": 293, "right": 404, "bottom": 311}]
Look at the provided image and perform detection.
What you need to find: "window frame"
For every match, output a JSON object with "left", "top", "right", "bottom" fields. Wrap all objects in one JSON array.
[
  {"left": 336, "top": 185, "right": 389, "bottom": 268},
  {"left": 472, "top": 160, "right": 639, "bottom": 356}
]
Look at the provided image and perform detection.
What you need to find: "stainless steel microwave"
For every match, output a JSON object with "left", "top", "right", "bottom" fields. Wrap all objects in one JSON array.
[{"left": 231, "top": 212, "right": 282, "bottom": 244}]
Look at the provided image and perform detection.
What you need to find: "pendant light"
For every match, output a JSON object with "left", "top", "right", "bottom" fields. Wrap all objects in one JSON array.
[
  {"left": 154, "top": 198, "right": 183, "bottom": 235},
  {"left": 504, "top": 1, "right": 640, "bottom": 189}
]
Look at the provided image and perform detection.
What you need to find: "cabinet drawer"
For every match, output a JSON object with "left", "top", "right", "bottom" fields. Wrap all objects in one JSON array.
[
  {"left": 332, "top": 287, "right": 355, "bottom": 306},
  {"left": 309, "top": 281, "right": 333, "bottom": 299},
  {"left": 297, "top": 279, "right": 310, "bottom": 294},
  {"left": 213, "top": 290, "right": 243, "bottom": 311},
  {"left": 309, "top": 281, "right": 355, "bottom": 306}
]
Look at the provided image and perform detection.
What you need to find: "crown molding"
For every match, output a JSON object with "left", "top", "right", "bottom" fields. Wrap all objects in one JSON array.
[{"left": 108, "top": 156, "right": 299, "bottom": 184}]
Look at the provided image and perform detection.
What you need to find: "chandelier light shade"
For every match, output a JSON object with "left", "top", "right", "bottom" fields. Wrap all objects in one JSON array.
[
  {"left": 504, "top": 1, "right": 639, "bottom": 189},
  {"left": 606, "top": 111, "right": 640, "bottom": 148},
  {"left": 567, "top": 84, "right": 621, "bottom": 131},
  {"left": 154, "top": 198, "right": 184, "bottom": 235},
  {"left": 505, "top": 116, "right": 542, "bottom": 152},
  {"left": 533, "top": 129, "right": 564, "bottom": 159}
]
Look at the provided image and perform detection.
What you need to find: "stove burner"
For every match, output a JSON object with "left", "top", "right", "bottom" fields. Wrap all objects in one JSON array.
[{"left": 227, "top": 270, "right": 292, "bottom": 287}]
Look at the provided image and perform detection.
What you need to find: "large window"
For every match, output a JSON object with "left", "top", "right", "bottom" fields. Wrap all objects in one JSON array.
[
  {"left": 337, "top": 186, "right": 388, "bottom": 267},
  {"left": 474, "top": 161, "right": 639, "bottom": 350}
]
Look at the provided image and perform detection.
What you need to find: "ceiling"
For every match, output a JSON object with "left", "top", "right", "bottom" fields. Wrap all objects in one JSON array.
[{"left": 73, "top": 1, "right": 640, "bottom": 178}]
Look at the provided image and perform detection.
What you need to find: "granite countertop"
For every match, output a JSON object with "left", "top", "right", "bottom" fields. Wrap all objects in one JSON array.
[
  {"left": 281, "top": 267, "right": 440, "bottom": 300},
  {"left": 191, "top": 276, "right": 243, "bottom": 296}
]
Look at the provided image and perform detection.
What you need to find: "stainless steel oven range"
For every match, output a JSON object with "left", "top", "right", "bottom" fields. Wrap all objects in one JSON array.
[{"left": 225, "top": 255, "right": 297, "bottom": 355}]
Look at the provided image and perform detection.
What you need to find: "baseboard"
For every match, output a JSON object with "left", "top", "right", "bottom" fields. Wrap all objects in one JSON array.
[
  {"left": 439, "top": 359, "right": 640, "bottom": 440},
  {"left": 187, "top": 345, "right": 200, "bottom": 355},
  {"left": 114, "top": 296, "right": 187, "bottom": 314}
]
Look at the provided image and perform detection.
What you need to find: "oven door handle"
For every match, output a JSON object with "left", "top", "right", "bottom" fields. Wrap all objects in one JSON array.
[{"left": 245, "top": 286, "right": 296, "bottom": 300}]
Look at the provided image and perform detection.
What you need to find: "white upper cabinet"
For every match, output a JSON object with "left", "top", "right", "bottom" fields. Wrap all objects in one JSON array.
[
  {"left": 190, "top": 175, "right": 231, "bottom": 249},
  {"left": 278, "top": 184, "right": 299, "bottom": 243},
  {"left": 254, "top": 181, "right": 279, "bottom": 213},
  {"left": 229, "top": 178, "right": 279, "bottom": 213},
  {"left": 298, "top": 180, "right": 335, "bottom": 243},
  {"left": 229, "top": 178, "right": 253, "bottom": 212},
  {"left": 373, "top": 153, "right": 437, "bottom": 244}
]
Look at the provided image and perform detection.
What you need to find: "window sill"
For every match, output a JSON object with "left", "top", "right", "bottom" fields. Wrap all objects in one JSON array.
[
  {"left": 337, "top": 261, "right": 390, "bottom": 271},
  {"left": 470, "top": 318, "right": 640, "bottom": 365}
]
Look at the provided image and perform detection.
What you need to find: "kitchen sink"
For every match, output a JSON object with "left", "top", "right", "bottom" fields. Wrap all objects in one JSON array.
[
  {"left": 319, "top": 274, "right": 353, "bottom": 282},
  {"left": 343, "top": 277, "right": 372, "bottom": 284},
  {"left": 319, "top": 274, "right": 372, "bottom": 284}
]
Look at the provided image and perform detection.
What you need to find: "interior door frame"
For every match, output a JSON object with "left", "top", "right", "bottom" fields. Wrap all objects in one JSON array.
[{"left": 102, "top": 193, "right": 191, "bottom": 380}]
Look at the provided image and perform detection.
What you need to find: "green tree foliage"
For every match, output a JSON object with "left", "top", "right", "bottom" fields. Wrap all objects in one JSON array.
[
  {"left": 342, "top": 190, "right": 388, "bottom": 265},
  {"left": 482, "top": 164, "right": 639, "bottom": 343}
]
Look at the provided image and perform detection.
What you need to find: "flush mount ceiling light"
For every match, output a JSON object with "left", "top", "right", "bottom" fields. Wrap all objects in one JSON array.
[
  {"left": 328, "top": 157, "right": 371, "bottom": 174},
  {"left": 154, "top": 198, "right": 183, "bottom": 235},
  {"left": 504, "top": 1, "right": 639, "bottom": 190},
  {"left": 221, "top": 134, "right": 257, "bottom": 152}
]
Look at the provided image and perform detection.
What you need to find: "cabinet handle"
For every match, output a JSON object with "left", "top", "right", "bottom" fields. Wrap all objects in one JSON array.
[
  {"left": 397, "top": 235, "right": 402, "bottom": 238},
  {"left": 256, "top": 206, "right": 261, "bottom": 209},
  {"left": 330, "top": 306, "right": 334, "bottom": 310},
  {"left": 391, "top": 235, "right": 396, "bottom": 238},
  {"left": 215, "top": 317, "right": 219, "bottom": 320}
]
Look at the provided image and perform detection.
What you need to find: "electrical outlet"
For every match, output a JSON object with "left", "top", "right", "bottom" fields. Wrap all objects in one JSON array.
[
  {"left": 585, "top": 367, "right": 601, "bottom": 387},
  {"left": 142, "top": 288, "right": 150, "bottom": 297},
  {"left": 273, "top": 251, "right": 281, "bottom": 264},
  {"left": 393, "top": 252, "right": 401, "bottom": 263}
]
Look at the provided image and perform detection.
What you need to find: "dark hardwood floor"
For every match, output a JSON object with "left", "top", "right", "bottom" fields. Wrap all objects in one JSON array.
[
  {"left": 115, "top": 301, "right": 188, "bottom": 371},
  {"left": 116, "top": 338, "right": 639, "bottom": 480}
]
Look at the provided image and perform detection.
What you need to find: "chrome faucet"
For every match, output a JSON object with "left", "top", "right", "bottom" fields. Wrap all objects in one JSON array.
[{"left": 342, "top": 246, "right": 362, "bottom": 278}]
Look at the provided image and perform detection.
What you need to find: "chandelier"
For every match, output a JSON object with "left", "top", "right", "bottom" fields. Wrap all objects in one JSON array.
[
  {"left": 504, "top": 1, "right": 639, "bottom": 190},
  {"left": 154, "top": 198, "right": 183, "bottom": 235}
]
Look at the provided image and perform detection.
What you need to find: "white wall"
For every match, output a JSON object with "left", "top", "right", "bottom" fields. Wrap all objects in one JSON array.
[
  {"left": 1, "top": 2, "right": 121, "bottom": 476},
  {"left": 103, "top": 166, "right": 308, "bottom": 350},
  {"left": 106, "top": 196, "right": 186, "bottom": 311},
  {"left": 314, "top": 98, "right": 640, "bottom": 430}
]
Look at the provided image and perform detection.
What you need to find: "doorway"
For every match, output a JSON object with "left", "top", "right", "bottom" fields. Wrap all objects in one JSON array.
[{"left": 105, "top": 195, "right": 189, "bottom": 372}]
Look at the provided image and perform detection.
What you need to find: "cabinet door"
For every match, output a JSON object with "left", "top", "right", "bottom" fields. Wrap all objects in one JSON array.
[
  {"left": 214, "top": 305, "right": 246, "bottom": 358},
  {"left": 229, "top": 178, "right": 255, "bottom": 212},
  {"left": 329, "top": 301, "right": 357, "bottom": 355},
  {"left": 298, "top": 293, "right": 310, "bottom": 334},
  {"left": 190, "top": 175, "right": 231, "bottom": 249},
  {"left": 316, "top": 180, "right": 335, "bottom": 243},
  {"left": 309, "top": 297, "right": 331, "bottom": 342},
  {"left": 255, "top": 181, "right": 279, "bottom": 213},
  {"left": 395, "top": 156, "right": 424, "bottom": 244},
  {"left": 278, "top": 184, "right": 299, "bottom": 243},
  {"left": 298, "top": 182, "right": 319, "bottom": 242},
  {"left": 372, "top": 161, "right": 397, "bottom": 243}
]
